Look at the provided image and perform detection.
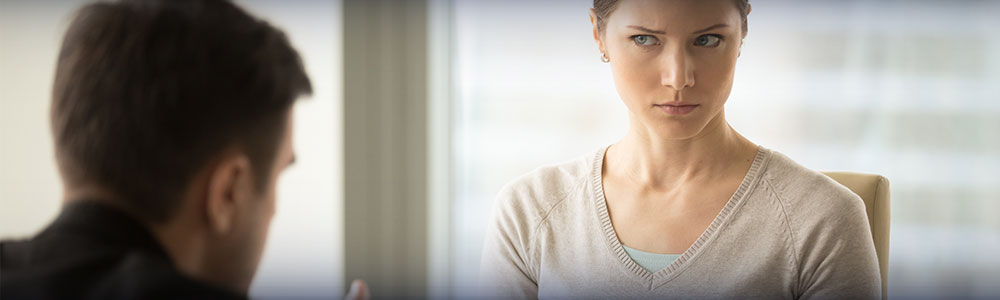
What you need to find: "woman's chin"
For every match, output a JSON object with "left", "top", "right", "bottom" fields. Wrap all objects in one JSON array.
[{"left": 648, "top": 123, "right": 706, "bottom": 141}]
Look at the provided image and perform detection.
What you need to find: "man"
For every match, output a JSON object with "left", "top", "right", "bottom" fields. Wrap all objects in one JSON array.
[{"left": 0, "top": 0, "right": 367, "bottom": 298}]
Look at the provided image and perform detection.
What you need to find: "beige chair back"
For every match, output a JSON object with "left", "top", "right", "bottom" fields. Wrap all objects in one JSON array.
[{"left": 822, "top": 171, "right": 890, "bottom": 300}]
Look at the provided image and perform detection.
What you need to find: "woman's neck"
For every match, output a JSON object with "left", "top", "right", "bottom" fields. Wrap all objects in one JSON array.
[{"left": 606, "top": 113, "right": 757, "bottom": 190}]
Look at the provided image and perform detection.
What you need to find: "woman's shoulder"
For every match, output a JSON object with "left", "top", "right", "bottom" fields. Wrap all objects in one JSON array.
[
  {"left": 759, "top": 149, "right": 867, "bottom": 218},
  {"left": 756, "top": 149, "right": 879, "bottom": 288},
  {"left": 491, "top": 147, "right": 603, "bottom": 223}
]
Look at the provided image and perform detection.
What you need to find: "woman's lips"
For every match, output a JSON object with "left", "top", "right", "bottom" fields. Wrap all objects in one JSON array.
[{"left": 654, "top": 104, "right": 699, "bottom": 115}]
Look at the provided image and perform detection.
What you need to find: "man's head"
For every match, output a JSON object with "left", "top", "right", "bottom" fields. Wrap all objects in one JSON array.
[{"left": 51, "top": 0, "right": 310, "bottom": 293}]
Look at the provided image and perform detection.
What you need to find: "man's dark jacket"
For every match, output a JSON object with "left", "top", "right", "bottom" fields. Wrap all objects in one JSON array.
[{"left": 1, "top": 201, "right": 244, "bottom": 299}]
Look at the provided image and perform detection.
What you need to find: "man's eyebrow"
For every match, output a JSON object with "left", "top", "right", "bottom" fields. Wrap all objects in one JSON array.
[
  {"left": 693, "top": 23, "right": 729, "bottom": 34},
  {"left": 627, "top": 25, "right": 666, "bottom": 34}
]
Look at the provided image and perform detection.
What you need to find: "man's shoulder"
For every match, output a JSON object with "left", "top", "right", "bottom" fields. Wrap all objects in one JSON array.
[{"left": 1, "top": 236, "right": 244, "bottom": 300}]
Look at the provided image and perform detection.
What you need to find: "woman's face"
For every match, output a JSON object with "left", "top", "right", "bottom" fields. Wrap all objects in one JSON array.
[{"left": 595, "top": 0, "right": 745, "bottom": 140}]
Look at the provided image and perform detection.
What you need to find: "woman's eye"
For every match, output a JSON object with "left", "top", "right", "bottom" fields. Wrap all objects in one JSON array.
[
  {"left": 694, "top": 34, "right": 722, "bottom": 47},
  {"left": 631, "top": 35, "right": 658, "bottom": 46}
]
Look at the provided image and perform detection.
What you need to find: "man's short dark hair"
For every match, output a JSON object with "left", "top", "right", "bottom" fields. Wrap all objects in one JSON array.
[{"left": 51, "top": 0, "right": 312, "bottom": 223}]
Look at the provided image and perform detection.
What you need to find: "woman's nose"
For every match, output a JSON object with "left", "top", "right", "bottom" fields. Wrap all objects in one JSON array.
[{"left": 660, "top": 46, "right": 695, "bottom": 90}]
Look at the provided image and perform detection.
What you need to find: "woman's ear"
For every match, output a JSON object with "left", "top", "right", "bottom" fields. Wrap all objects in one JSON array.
[
  {"left": 739, "top": 39, "right": 744, "bottom": 58},
  {"left": 589, "top": 9, "right": 605, "bottom": 55},
  {"left": 205, "top": 153, "right": 252, "bottom": 235},
  {"left": 742, "top": 3, "right": 752, "bottom": 39}
]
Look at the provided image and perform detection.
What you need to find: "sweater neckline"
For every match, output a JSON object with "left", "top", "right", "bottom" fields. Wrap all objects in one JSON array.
[{"left": 590, "top": 144, "right": 771, "bottom": 288}]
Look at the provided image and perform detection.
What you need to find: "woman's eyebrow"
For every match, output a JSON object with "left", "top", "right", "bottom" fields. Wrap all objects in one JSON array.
[
  {"left": 693, "top": 23, "right": 729, "bottom": 34},
  {"left": 627, "top": 23, "right": 729, "bottom": 35},
  {"left": 627, "top": 25, "right": 666, "bottom": 34}
]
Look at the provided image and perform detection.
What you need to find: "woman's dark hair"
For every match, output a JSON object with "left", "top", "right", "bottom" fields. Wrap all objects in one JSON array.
[
  {"left": 593, "top": 0, "right": 749, "bottom": 35},
  {"left": 52, "top": 0, "right": 312, "bottom": 223}
]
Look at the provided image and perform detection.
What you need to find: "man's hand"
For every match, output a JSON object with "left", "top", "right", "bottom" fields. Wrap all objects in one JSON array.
[{"left": 345, "top": 279, "right": 369, "bottom": 300}]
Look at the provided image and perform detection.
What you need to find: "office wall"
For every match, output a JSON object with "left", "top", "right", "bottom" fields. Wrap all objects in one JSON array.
[{"left": 0, "top": 1, "right": 68, "bottom": 239}]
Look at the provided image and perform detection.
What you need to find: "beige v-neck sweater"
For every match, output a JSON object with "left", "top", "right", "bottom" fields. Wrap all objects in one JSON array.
[{"left": 479, "top": 146, "right": 881, "bottom": 299}]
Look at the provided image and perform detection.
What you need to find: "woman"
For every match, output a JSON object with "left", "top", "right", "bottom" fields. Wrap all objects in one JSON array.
[{"left": 479, "top": 0, "right": 881, "bottom": 299}]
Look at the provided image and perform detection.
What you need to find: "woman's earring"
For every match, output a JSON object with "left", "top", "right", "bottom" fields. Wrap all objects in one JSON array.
[{"left": 600, "top": 53, "right": 610, "bottom": 63}]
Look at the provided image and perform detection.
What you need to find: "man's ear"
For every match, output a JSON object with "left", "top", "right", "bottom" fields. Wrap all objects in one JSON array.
[{"left": 205, "top": 153, "right": 253, "bottom": 235}]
